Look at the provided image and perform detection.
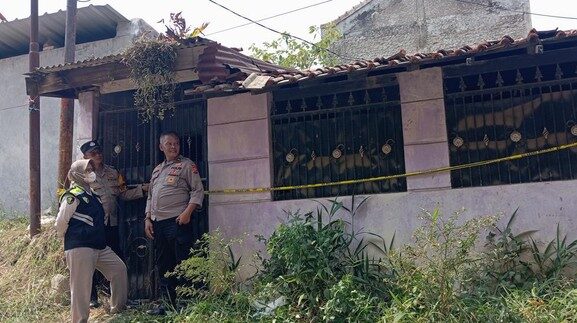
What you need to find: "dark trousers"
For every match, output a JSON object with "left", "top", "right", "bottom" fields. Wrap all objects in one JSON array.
[
  {"left": 153, "top": 217, "right": 195, "bottom": 306},
  {"left": 91, "top": 225, "right": 120, "bottom": 300}
]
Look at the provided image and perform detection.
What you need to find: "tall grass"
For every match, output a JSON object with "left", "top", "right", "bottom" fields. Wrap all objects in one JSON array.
[{"left": 0, "top": 214, "right": 69, "bottom": 322}]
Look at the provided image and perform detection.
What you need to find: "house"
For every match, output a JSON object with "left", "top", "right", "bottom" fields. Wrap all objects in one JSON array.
[
  {"left": 0, "top": 5, "right": 155, "bottom": 213},
  {"left": 26, "top": 28, "right": 577, "bottom": 296},
  {"left": 324, "top": 0, "right": 532, "bottom": 63},
  {"left": 24, "top": 38, "right": 296, "bottom": 297}
]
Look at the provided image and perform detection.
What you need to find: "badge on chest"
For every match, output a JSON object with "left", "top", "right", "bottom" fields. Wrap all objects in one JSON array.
[{"left": 166, "top": 175, "right": 178, "bottom": 185}]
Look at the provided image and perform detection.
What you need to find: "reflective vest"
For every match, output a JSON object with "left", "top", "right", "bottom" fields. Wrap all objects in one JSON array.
[{"left": 60, "top": 186, "right": 106, "bottom": 251}]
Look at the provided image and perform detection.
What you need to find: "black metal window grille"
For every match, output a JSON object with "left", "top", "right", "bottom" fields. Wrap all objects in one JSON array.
[
  {"left": 445, "top": 61, "right": 577, "bottom": 188},
  {"left": 271, "top": 79, "right": 406, "bottom": 201}
]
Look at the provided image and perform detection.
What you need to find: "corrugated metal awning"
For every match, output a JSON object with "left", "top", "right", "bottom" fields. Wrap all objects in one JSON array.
[{"left": 0, "top": 4, "right": 128, "bottom": 59}]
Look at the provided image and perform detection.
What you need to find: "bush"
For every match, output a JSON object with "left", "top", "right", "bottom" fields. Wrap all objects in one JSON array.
[
  {"left": 382, "top": 208, "right": 498, "bottom": 321},
  {"left": 170, "top": 229, "right": 244, "bottom": 299},
  {"left": 321, "top": 274, "right": 383, "bottom": 322},
  {"left": 255, "top": 198, "right": 390, "bottom": 319}
]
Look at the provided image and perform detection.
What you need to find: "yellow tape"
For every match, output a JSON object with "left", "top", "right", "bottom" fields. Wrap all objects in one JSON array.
[{"left": 205, "top": 141, "right": 577, "bottom": 195}]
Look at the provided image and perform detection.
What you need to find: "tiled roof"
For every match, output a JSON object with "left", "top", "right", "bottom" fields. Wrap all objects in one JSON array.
[
  {"left": 29, "top": 29, "right": 577, "bottom": 97},
  {"left": 186, "top": 28, "right": 577, "bottom": 95}
]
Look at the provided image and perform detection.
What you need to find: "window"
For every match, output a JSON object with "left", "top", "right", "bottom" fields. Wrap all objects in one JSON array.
[
  {"left": 445, "top": 62, "right": 577, "bottom": 188},
  {"left": 271, "top": 76, "right": 406, "bottom": 200}
]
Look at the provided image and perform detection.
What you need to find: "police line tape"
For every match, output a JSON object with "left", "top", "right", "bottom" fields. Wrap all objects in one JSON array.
[{"left": 204, "top": 141, "right": 577, "bottom": 195}]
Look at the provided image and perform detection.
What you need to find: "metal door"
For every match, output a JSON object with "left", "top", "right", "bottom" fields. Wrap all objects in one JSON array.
[{"left": 98, "top": 93, "right": 208, "bottom": 299}]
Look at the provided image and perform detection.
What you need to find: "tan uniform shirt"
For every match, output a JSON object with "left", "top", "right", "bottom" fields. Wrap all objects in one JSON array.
[
  {"left": 90, "top": 164, "right": 144, "bottom": 226},
  {"left": 145, "top": 156, "right": 204, "bottom": 221}
]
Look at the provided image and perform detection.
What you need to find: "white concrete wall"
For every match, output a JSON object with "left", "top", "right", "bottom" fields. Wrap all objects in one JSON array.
[
  {"left": 207, "top": 68, "right": 577, "bottom": 278},
  {"left": 329, "top": 0, "right": 532, "bottom": 62},
  {"left": 0, "top": 19, "right": 151, "bottom": 213}
]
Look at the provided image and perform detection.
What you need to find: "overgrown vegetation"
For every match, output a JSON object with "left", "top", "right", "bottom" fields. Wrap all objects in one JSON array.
[
  {"left": 3, "top": 200, "right": 577, "bottom": 322},
  {"left": 123, "top": 39, "right": 177, "bottom": 122},
  {"left": 157, "top": 200, "right": 577, "bottom": 322},
  {"left": 122, "top": 12, "right": 209, "bottom": 122},
  {"left": 0, "top": 212, "right": 68, "bottom": 322},
  {"left": 249, "top": 24, "right": 342, "bottom": 70}
]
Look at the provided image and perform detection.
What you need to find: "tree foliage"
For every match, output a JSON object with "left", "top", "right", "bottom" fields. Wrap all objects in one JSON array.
[{"left": 249, "top": 24, "right": 342, "bottom": 70}]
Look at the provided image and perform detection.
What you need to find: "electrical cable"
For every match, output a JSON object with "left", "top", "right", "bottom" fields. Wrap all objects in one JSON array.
[{"left": 208, "top": 0, "right": 363, "bottom": 62}]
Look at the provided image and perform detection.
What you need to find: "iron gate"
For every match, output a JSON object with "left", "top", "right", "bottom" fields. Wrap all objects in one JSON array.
[{"left": 98, "top": 93, "right": 208, "bottom": 299}]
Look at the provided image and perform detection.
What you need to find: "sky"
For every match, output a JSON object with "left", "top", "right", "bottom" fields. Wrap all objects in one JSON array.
[{"left": 1, "top": 0, "right": 576, "bottom": 53}]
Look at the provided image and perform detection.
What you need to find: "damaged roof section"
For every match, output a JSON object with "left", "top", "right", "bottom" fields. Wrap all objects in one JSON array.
[
  {"left": 26, "top": 37, "right": 295, "bottom": 98},
  {"left": 196, "top": 43, "right": 298, "bottom": 84},
  {"left": 26, "top": 29, "right": 577, "bottom": 99},
  {"left": 186, "top": 28, "right": 577, "bottom": 94}
]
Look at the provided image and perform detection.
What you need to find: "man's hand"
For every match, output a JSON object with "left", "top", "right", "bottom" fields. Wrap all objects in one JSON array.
[
  {"left": 175, "top": 211, "right": 191, "bottom": 225},
  {"left": 145, "top": 218, "right": 154, "bottom": 239},
  {"left": 175, "top": 203, "right": 198, "bottom": 225},
  {"left": 141, "top": 183, "right": 150, "bottom": 192}
]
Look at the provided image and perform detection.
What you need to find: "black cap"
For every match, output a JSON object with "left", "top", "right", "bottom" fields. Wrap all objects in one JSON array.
[{"left": 80, "top": 140, "right": 101, "bottom": 154}]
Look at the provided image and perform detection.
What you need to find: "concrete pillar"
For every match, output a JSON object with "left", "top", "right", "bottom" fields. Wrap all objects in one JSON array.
[
  {"left": 397, "top": 67, "right": 451, "bottom": 191},
  {"left": 75, "top": 90, "right": 99, "bottom": 159},
  {"left": 206, "top": 92, "right": 273, "bottom": 231}
]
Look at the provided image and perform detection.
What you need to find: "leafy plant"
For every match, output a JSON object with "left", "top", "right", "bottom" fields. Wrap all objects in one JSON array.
[
  {"left": 386, "top": 208, "right": 498, "bottom": 319},
  {"left": 168, "top": 229, "right": 244, "bottom": 299},
  {"left": 529, "top": 223, "right": 577, "bottom": 280},
  {"left": 480, "top": 209, "right": 537, "bottom": 289},
  {"left": 255, "top": 197, "right": 391, "bottom": 319},
  {"left": 159, "top": 12, "right": 209, "bottom": 42},
  {"left": 321, "top": 274, "right": 383, "bottom": 322},
  {"left": 249, "top": 24, "right": 342, "bottom": 69}
]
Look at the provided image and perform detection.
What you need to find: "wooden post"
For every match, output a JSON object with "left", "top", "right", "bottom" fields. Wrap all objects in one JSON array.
[
  {"left": 57, "top": 0, "right": 77, "bottom": 193},
  {"left": 29, "top": 0, "right": 41, "bottom": 237}
]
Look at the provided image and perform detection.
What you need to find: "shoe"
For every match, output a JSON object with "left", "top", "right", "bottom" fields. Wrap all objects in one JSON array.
[
  {"left": 89, "top": 299, "right": 101, "bottom": 309},
  {"left": 146, "top": 306, "right": 166, "bottom": 316}
]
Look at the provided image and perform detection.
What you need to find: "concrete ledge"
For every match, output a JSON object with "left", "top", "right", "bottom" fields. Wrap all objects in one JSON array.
[
  {"left": 404, "top": 142, "right": 451, "bottom": 190},
  {"left": 207, "top": 119, "right": 270, "bottom": 162},
  {"left": 401, "top": 98, "right": 447, "bottom": 145},
  {"left": 397, "top": 67, "right": 444, "bottom": 103},
  {"left": 208, "top": 92, "right": 270, "bottom": 125},
  {"left": 208, "top": 158, "right": 272, "bottom": 204}
]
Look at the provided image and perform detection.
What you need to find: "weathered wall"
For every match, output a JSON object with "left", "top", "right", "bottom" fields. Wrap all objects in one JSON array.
[
  {"left": 328, "top": 0, "right": 532, "bottom": 62},
  {"left": 0, "top": 19, "right": 152, "bottom": 213},
  {"left": 207, "top": 67, "right": 577, "bottom": 278}
]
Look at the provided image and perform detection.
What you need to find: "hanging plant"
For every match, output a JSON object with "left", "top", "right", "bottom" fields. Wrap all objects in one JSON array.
[{"left": 122, "top": 38, "right": 178, "bottom": 122}]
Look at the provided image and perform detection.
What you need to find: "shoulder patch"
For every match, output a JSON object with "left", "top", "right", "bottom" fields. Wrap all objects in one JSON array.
[
  {"left": 191, "top": 164, "right": 198, "bottom": 174},
  {"left": 82, "top": 196, "right": 90, "bottom": 204},
  {"left": 66, "top": 195, "right": 75, "bottom": 205},
  {"left": 69, "top": 186, "right": 85, "bottom": 196}
]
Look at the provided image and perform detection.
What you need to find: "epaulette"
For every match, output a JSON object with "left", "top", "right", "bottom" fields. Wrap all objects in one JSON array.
[
  {"left": 59, "top": 186, "right": 85, "bottom": 203},
  {"left": 69, "top": 186, "right": 85, "bottom": 196}
]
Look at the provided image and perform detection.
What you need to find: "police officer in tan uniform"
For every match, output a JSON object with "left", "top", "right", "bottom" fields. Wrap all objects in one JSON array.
[
  {"left": 144, "top": 131, "right": 204, "bottom": 314},
  {"left": 80, "top": 140, "right": 148, "bottom": 307}
]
